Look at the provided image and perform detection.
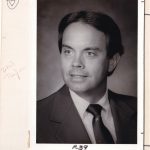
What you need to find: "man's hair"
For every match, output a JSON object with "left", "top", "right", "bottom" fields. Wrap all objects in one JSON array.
[{"left": 58, "top": 10, "right": 124, "bottom": 58}]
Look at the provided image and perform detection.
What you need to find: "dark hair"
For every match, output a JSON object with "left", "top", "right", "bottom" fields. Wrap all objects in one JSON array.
[{"left": 58, "top": 10, "right": 124, "bottom": 58}]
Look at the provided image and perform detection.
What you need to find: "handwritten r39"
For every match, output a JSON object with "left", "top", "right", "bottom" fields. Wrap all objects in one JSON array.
[{"left": 72, "top": 145, "right": 88, "bottom": 150}]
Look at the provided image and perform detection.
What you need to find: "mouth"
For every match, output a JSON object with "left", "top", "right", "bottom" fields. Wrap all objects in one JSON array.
[
  {"left": 70, "top": 73, "right": 88, "bottom": 77},
  {"left": 69, "top": 72, "right": 88, "bottom": 77},
  {"left": 68, "top": 69, "right": 88, "bottom": 82},
  {"left": 69, "top": 73, "right": 88, "bottom": 82}
]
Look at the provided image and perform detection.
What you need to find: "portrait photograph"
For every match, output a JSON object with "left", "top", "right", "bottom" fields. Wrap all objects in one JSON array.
[{"left": 36, "top": 0, "right": 143, "bottom": 149}]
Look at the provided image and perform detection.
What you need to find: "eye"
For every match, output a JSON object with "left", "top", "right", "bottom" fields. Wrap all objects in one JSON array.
[
  {"left": 64, "top": 49, "right": 71, "bottom": 54},
  {"left": 86, "top": 51, "right": 97, "bottom": 57},
  {"left": 62, "top": 49, "right": 73, "bottom": 56}
]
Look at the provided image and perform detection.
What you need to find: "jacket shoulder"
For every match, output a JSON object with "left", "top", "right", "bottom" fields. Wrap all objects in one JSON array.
[
  {"left": 37, "top": 85, "right": 68, "bottom": 114},
  {"left": 37, "top": 86, "right": 63, "bottom": 110},
  {"left": 108, "top": 90, "right": 137, "bottom": 111}
]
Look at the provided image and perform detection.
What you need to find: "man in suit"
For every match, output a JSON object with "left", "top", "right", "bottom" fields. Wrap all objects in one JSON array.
[{"left": 37, "top": 10, "right": 137, "bottom": 144}]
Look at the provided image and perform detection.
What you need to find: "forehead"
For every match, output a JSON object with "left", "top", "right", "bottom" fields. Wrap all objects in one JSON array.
[{"left": 62, "top": 22, "right": 107, "bottom": 49}]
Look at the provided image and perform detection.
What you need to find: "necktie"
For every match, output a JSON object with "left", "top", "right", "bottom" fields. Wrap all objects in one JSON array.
[{"left": 87, "top": 104, "right": 114, "bottom": 144}]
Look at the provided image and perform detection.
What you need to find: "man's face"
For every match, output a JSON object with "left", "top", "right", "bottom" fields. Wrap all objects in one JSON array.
[{"left": 61, "top": 22, "right": 109, "bottom": 94}]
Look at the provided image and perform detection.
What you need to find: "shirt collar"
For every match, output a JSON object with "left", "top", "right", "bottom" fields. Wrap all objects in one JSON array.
[
  {"left": 69, "top": 89, "right": 89, "bottom": 118},
  {"left": 97, "top": 90, "right": 109, "bottom": 111},
  {"left": 69, "top": 89, "right": 109, "bottom": 118}
]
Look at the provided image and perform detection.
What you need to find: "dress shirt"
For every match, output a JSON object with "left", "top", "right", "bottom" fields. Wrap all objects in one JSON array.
[{"left": 69, "top": 89, "right": 117, "bottom": 143}]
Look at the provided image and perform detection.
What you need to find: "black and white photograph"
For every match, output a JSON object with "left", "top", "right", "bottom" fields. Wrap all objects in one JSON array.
[{"left": 36, "top": 0, "right": 139, "bottom": 145}]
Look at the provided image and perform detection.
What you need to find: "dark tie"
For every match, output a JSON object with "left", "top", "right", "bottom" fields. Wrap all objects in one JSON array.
[{"left": 87, "top": 104, "right": 114, "bottom": 144}]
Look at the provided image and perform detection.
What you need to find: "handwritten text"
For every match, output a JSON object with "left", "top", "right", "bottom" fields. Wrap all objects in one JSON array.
[
  {"left": 72, "top": 145, "right": 88, "bottom": 150},
  {"left": 0, "top": 61, "right": 25, "bottom": 80}
]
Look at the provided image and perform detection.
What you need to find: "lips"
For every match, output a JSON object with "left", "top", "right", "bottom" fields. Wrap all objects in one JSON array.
[
  {"left": 69, "top": 70, "right": 88, "bottom": 81},
  {"left": 69, "top": 70, "right": 88, "bottom": 77},
  {"left": 70, "top": 74, "right": 87, "bottom": 77}
]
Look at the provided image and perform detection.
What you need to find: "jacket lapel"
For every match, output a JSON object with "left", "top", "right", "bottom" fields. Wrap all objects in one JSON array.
[
  {"left": 108, "top": 91, "right": 136, "bottom": 143},
  {"left": 49, "top": 86, "right": 91, "bottom": 143}
]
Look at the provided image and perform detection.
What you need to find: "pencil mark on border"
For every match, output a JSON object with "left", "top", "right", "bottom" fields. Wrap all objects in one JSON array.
[
  {"left": 7, "top": 0, "right": 19, "bottom": 9},
  {"left": 144, "top": 145, "right": 150, "bottom": 147},
  {"left": 145, "top": 13, "right": 150, "bottom": 16}
]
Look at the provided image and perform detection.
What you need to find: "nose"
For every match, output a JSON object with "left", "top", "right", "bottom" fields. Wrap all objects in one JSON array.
[{"left": 72, "top": 54, "right": 85, "bottom": 69}]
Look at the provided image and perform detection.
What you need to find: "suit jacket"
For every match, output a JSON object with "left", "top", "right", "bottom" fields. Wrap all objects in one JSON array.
[{"left": 36, "top": 85, "right": 137, "bottom": 144}]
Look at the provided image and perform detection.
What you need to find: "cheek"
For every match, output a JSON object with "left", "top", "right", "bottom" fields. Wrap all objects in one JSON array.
[
  {"left": 61, "top": 58, "right": 71, "bottom": 73},
  {"left": 87, "top": 59, "right": 109, "bottom": 78}
]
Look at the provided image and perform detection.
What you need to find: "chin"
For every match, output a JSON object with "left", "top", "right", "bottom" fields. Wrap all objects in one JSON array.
[{"left": 67, "top": 82, "right": 90, "bottom": 93}]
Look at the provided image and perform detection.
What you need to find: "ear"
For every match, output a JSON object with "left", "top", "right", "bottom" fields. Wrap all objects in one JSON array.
[{"left": 108, "top": 53, "right": 120, "bottom": 73}]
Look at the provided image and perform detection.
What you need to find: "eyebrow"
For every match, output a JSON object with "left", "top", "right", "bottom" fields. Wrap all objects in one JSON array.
[
  {"left": 84, "top": 47, "right": 100, "bottom": 51},
  {"left": 62, "top": 44, "right": 101, "bottom": 51},
  {"left": 62, "top": 44, "right": 74, "bottom": 50}
]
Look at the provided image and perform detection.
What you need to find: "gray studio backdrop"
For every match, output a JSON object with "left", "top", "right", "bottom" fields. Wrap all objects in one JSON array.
[{"left": 37, "top": 0, "right": 137, "bottom": 100}]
